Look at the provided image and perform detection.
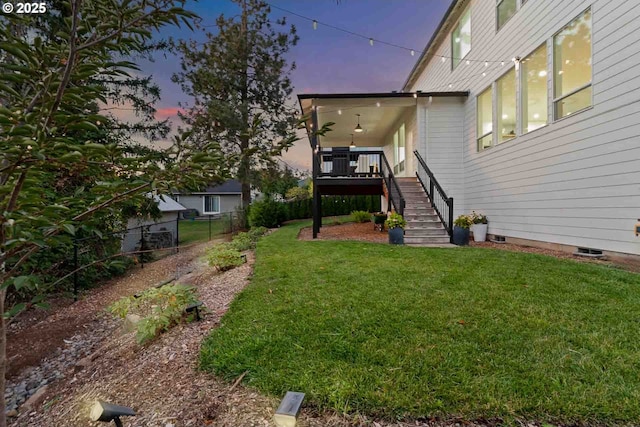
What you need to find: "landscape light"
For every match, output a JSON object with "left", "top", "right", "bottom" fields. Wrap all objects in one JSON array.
[{"left": 90, "top": 401, "right": 136, "bottom": 427}]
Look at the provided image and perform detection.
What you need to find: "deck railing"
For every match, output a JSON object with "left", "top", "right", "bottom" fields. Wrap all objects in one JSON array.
[
  {"left": 413, "top": 150, "right": 453, "bottom": 239},
  {"left": 316, "top": 148, "right": 405, "bottom": 215}
]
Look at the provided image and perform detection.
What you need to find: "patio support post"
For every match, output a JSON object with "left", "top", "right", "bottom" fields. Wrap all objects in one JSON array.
[{"left": 311, "top": 105, "right": 320, "bottom": 238}]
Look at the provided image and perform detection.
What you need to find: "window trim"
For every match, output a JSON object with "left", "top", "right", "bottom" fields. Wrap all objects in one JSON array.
[
  {"left": 520, "top": 42, "right": 549, "bottom": 136},
  {"left": 203, "top": 195, "right": 221, "bottom": 214},
  {"left": 551, "top": 7, "right": 593, "bottom": 122},
  {"left": 496, "top": 0, "right": 518, "bottom": 32},
  {"left": 476, "top": 85, "right": 493, "bottom": 152},
  {"left": 451, "top": 6, "right": 472, "bottom": 70}
]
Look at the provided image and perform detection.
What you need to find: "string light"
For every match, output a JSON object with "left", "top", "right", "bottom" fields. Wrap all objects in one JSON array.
[
  {"left": 313, "top": 20, "right": 317, "bottom": 30},
  {"left": 441, "top": 57, "right": 446, "bottom": 63},
  {"left": 410, "top": 49, "right": 415, "bottom": 56},
  {"left": 369, "top": 38, "right": 374, "bottom": 46},
  {"left": 484, "top": 61, "right": 488, "bottom": 67},
  {"left": 376, "top": 102, "right": 381, "bottom": 107},
  {"left": 466, "top": 60, "right": 470, "bottom": 65}
]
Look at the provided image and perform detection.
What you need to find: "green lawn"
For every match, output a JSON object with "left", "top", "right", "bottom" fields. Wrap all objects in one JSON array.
[
  {"left": 200, "top": 222, "right": 640, "bottom": 424},
  {"left": 178, "top": 218, "right": 230, "bottom": 244}
]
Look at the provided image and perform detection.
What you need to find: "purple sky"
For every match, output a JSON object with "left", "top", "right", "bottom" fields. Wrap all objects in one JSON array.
[{"left": 137, "top": 0, "right": 453, "bottom": 171}]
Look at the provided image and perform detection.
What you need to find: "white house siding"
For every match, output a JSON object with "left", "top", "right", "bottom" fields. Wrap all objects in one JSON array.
[
  {"left": 408, "top": 0, "right": 640, "bottom": 255},
  {"left": 425, "top": 96, "right": 466, "bottom": 217},
  {"left": 381, "top": 107, "right": 417, "bottom": 178},
  {"left": 175, "top": 194, "right": 242, "bottom": 216}
]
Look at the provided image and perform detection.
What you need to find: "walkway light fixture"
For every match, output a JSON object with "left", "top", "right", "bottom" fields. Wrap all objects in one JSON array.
[
  {"left": 90, "top": 401, "right": 136, "bottom": 427},
  {"left": 354, "top": 114, "right": 363, "bottom": 133}
]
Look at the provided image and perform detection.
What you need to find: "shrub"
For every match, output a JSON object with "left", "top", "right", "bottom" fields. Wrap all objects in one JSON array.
[
  {"left": 248, "top": 199, "right": 286, "bottom": 228},
  {"left": 230, "top": 232, "right": 253, "bottom": 251},
  {"left": 454, "top": 214, "right": 472, "bottom": 229},
  {"left": 285, "top": 186, "right": 310, "bottom": 201},
  {"left": 385, "top": 212, "right": 407, "bottom": 229},
  {"left": 207, "top": 248, "right": 244, "bottom": 271},
  {"left": 248, "top": 227, "right": 268, "bottom": 241},
  {"left": 108, "top": 284, "right": 199, "bottom": 344},
  {"left": 470, "top": 211, "right": 488, "bottom": 224},
  {"left": 351, "top": 210, "right": 371, "bottom": 223}
]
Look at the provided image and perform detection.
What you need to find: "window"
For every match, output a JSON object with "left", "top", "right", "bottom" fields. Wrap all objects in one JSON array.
[
  {"left": 553, "top": 8, "right": 592, "bottom": 119},
  {"left": 522, "top": 44, "right": 548, "bottom": 133},
  {"left": 496, "top": 68, "right": 516, "bottom": 144},
  {"left": 477, "top": 87, "right": 493, "bottom": 151},
  {"left": 203, "top": 195, "right": 220, "bottom": 214},
  {"left": 452, "top": 7, "right": 471, "bottom": 69},
  {"left": 497, "top": 0, "right": 517, "bottom": 30},
  {"left": 393, "top": 124, "right": 405, "bottom": 174}
]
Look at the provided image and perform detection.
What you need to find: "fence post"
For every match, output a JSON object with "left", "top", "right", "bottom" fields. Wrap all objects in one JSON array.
[
  {"left": 176, "top": 216, "right": 180, "bottom": 253},
  {"left": 140, "top": 225, "right": 144, "bottom": 269},
  {"left": 208, "top": 214, "right": 212, "bottom": 241},
  {"left": 73, "top": 240, "right": 79, "bottom": 301}
]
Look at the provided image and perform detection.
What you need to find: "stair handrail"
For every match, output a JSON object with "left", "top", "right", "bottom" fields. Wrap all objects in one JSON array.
[
  {"left": 413, "top": 150, "right": 453, "bottom": 239},
  {"left": 380, "top": 152, "right": 405, "bottom": 215}
]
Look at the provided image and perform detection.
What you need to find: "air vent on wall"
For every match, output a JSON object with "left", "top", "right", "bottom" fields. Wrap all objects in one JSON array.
[
  {"left": 574, "top": 247, "right": 605, "bottom": 259},
  {"left": 490, "top": 235, "right": 506, "bottom": 244}
]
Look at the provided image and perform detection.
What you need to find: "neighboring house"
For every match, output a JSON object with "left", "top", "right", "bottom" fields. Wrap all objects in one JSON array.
[
  {"left": 122, "top": 195, "right": 186, "bottom": 253},
  {"left": 172, "top": 179, "right": 243, "bottom": 216},
  {"left": 300, "top": 0, "right": 640, "bottom": 258}
]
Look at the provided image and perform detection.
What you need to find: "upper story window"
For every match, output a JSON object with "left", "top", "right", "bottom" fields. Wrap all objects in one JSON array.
[
  {"left": 496, "top": 67, "right": 516, "bottom": 144},
  {"left": 452, "top": 7, "right": 471, "bottom": 69},
  {"left": 522, "top": 44, "right": 548, "bottom": 133},
  {"left": 553, "top": 8, "right": 592, "bottom": 120},
  {"left": 477, "top": 87, "right": 493, "bottom": 151},
  {"left": 497, "top": 0, "right": 517, "bottom": 30}
]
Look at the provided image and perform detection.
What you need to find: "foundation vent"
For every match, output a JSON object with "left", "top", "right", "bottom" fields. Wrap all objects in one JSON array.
[
  {"left": 490, "top": 235, "right": 506, "bottom": 244},
  {"left": 574, "top": 247, "right": 605, "bottom": 258}
]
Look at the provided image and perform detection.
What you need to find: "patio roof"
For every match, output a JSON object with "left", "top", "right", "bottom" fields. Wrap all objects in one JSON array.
[{"left": 298, "top": 92, "right": 468, "bottom": 148}]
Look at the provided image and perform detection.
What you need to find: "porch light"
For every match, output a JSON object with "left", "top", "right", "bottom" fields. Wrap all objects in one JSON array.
[
  {"left": 350, "top": 134, "right": 356, "bottom": 149},
  {"left": 413, "top": 93, "right": 417, "bottom": 98},
  {"left": 376, "top": 102, "right": 380, "bottom": 107},
  {"left": 354, "top": 114, "right": 363, "bottom": 133}
]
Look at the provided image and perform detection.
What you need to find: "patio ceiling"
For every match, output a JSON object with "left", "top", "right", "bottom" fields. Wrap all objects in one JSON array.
[{"left": 298, "top": 92, "right": 468, "bottom": 148}]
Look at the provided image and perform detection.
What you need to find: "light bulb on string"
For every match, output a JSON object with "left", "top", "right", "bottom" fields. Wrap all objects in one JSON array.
[
  {"left": 410, "top": 49, "right": 415, "bottom": 56},
  {"left": 313, "top": 20, "right": 317, "bottom": 30},
  {"left": 369, "top": 38, "right": 374, "bottom": 46}
]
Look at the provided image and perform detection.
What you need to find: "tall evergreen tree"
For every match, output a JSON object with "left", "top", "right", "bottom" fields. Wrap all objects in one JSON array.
[{"left": 172, "top": 0, "right": 299, "bottom": 207}]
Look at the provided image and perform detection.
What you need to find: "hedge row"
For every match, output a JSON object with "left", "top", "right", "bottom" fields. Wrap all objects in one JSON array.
[{"left": 248, "top": 195, "right": 381, "bottom": 228}]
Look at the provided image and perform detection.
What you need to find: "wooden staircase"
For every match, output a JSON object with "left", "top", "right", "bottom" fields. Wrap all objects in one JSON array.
[{"left": 396, "top": 177, "right": 451, "bottom": 246}]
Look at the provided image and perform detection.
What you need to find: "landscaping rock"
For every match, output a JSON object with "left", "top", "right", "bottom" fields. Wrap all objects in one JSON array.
[
  {"left": 6, "top": 409, "right": 18, "bottom": 418},
  {"left": 22, "top": 385, "right": 48, "bottom": 410},
  {"left": 124, "top": 313, "right": 142, "bottom": 332}
]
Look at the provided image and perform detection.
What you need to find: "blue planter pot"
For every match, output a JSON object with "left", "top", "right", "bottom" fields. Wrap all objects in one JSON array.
[
  {"left": 452, "top": 226, "right": 470, "bottom": 246},
  {"left": 388, "top": 227, "right": 404, "bottom": 245}
]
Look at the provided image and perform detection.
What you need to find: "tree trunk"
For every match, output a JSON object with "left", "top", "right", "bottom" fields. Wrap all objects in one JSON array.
[
  {"left": 239, "top": 0, "right": 251, "bottom": 209},
  {"left": 0, "top": 288, "right": 7, "bottom": 427}
]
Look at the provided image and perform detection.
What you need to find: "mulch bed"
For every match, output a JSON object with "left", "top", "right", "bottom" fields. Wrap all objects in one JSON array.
[{"left": 298, "top": 221, "right": 388, "bottom": 244}]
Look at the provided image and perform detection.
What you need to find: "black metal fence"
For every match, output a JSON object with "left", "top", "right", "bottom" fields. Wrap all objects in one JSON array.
[{"left": 62, "top": 212, "right": 242, "bottom": 300}]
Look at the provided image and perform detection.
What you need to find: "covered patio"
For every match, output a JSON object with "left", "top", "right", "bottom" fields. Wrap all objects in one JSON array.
[{"left": 298, "top": 91, "right": 465, "bottom": 238}]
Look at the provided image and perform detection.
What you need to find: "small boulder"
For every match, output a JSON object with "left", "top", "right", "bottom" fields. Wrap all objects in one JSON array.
[
  {"left": 6, "top": 409, "right": 18, "bottom": 418},
  {"left": 123, "top": 314, "right": 142, "bottom": 332},
  {"left": 21, "top": 385, "right": 48, "bottom": 410}
]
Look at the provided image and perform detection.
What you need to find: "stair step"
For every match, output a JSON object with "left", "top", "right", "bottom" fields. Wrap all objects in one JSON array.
[
  {"left": 404, "top": 236, "right": 451, "bottom": 244},
  {"left": 405, "top": 216, "right": 440, "bottom": 223},
  {"left": 405, "top": 229, "right": 449, "bottom": 236},
  {"left": 406, "top": 221, "right": 443, "bottom": 228}
]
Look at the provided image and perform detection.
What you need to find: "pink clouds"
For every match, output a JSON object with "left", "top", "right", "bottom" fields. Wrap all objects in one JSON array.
[{"left": 155, "top": 107, "right": 184, "bottom": 119}]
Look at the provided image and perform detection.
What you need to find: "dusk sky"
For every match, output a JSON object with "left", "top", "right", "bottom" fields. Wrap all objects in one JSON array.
[{"left": 136, "top": 0, "right": 453, "bottom": 172}]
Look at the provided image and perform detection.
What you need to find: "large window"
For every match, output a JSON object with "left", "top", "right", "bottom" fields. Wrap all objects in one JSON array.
[
  {"left": 203, "top": 195, "right": 220, "bottom": 214},
  {"left": 522, "top": 44, "right": 548, "bottom": 133},
  {"left": 477, "top": 88, "right": 493, "bottom": 151},
  {"left": 554, "top": 8, "right": 592, "bottom": 119},
  {"left": 497, "top": 68, "right": 516, "bottom": 144},
  {"left": 497, "top": 0, "right": 517, "bottom": 30},
  {"left": 452, "top": 7, "right": 471, "bottom": 69},
  {"left": 393, "top": 124, "right": 405, "bottom": 174}
]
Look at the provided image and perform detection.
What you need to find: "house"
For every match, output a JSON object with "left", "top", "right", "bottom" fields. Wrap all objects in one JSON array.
[
  {"left": 300, "top": 0, "right": 640, "bottom": 259},
  {"left": 122, "top": 195, "right": 186, "bottom": 253},
  {"left": 171, "top": 179, "right": 243, "bottom": 216}
]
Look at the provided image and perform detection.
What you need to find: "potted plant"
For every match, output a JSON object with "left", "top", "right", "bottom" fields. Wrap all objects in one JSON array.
[
  {"left": 372, "top": 212, "right": 387, "bottom": 231},
  {"left": 453, "top": 214, "right": 472, "bottom": 246},
  {"left": 470, "top": 211, "right": 488, "bottom": 242},
  {"left": 385, "top": 212, "right": 406, "bottom": 245}
]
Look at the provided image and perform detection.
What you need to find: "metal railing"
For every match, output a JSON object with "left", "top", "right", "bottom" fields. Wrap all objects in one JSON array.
[
  {"left": 316, "top": 149, "right": 383, "bottom": 177},
  {"left": 379, "top": 151, "right": 405, "bottom": 216},
  {"left": 413, "top": 150, "right": 453, "bottom": 239}
]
